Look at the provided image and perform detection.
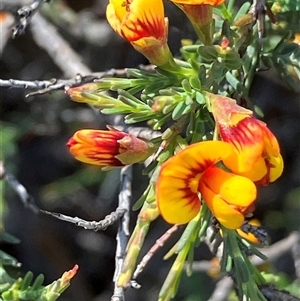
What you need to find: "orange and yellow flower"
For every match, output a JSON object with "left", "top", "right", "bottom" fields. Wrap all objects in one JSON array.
[
  {"left": 168, "top": 0, "right": 225, "bottom": 44},
  {"left": 67, "top": 128, "right": 153, "bottom": 167},
  {"left": 156, "top": 141, "right": 257, "bottom": 229},
  {"left": 208, "top": 93, "right": 284, "bottom": 185},
  {"left": 106, "top": 0, "right": 172, "bottom": 66}
]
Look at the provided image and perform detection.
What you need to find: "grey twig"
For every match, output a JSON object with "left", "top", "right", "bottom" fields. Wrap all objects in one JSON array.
[
  {"left": 0, "top": 69, "right": 129, "bottom": 97},
  {"left": 207, "top": 276, "right": 234, "bottom": 301},
  {"left": 40, "top": 208, "right": 126, "bottom": 231},
  {"left": 111, "top": 165, "right": 132, "bottom": 301},
  {"left": 0, "top": 74, "right": 102, "bottom": 97},
  {"left": 260, "top": 284, "right": 300, "bottom": 301},
  {"left": 12, "top": 0, "right": 50, "bottom": 38},
  {"left": 30, "top": 12, "right": 91, "bottom": 78},
  {"left": 251, "top": 231, "right": 300, "bottom": 266},
  {"left": 292, "top": 231, "right": 300, "bottom": 279},
  {"left": 0, "top": 161, "right": 39, "bottom": 213}
]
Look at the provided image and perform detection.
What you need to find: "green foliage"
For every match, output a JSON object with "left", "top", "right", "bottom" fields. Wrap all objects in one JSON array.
[{"left": 0, "top": 232, "right": 77, "bottom": 301}]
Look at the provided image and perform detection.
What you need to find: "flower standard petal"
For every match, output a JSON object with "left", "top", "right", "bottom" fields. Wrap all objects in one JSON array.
[
  {"left": 156, "top": 141, "right": 234, "bottom": 224},
  {"left": 208, "top": 93, "right": 284, "bottom": 184}
]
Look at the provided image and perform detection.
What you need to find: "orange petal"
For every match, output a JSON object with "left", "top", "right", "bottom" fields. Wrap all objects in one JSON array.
[
  {"left": 67, "top": 130, "right": 125, "bottom": 166},
  {"left": 156, "top": 141, "right": 234, "bottom": 224},
  {"left": 107, "top": 0, "right": 165, "bottom": 42}
]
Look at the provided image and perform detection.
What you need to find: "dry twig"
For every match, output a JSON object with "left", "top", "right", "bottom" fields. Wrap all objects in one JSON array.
[
  {"left": 0, "top": 161, "right": 39, "bottom": 213},
  {"left": 111, "top": 165, "right": 132, "bottom": 301},
  {"left": 12, "top": 0, "right": 50, "bottom": 38},
  {"left": 40, "top": 208, "right": 126, "bottom": 231}
]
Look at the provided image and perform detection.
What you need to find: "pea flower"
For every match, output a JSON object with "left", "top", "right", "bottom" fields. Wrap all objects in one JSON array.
[
  {"left": 67, "top": 128, "right": 154, "bottom": 167},
  {"left": 169, "top": 0, "right": 225, "bottom": 45},
  {"left": 156, "top": 141, "right": 257, "bottom": 229},
  {"left": 208, "top": 93, "right": 284, "bottom": 185},
  {"left": 106, "top": 0, "right": 173, "bottom": 67}
]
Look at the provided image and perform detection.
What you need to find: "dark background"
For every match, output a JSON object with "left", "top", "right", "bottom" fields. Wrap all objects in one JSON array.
[{"left": 1, "top": 1, "right": 300, "bottom": 300}]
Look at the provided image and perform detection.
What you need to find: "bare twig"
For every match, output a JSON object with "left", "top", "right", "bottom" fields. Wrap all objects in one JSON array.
[
  {"left": 132, "top": 225, "right": 179, "bottom": 281},
  {"left": 30, "top": 12, "right": 91, "bottom": 78},
  {"left": 40, "top": 208, "right": 126, "bottom": 231},
  {"left": 0, "top": 161, "right": 39, "bottom": 213},
  {"left": 41, "top": 0, "right": 114, "bottom": 48},
  {"left": 111, "top": 165, "right": 132, "bottom": 301},
  {"left": 292, "top": 231, "right": 300, "bottom": 279},
  {"left": 12, "top": 0, "right": 50, "bottom": 38},
  {"left": 1, "top": 0, "right": 32, "bottom": 12},
  {"left": 250, "top": 0, "right": 278, "bottom": 42},
  {"left": 260, "top": 284, "right": 300, "bottom": 301},
  {"left": 251, "top": 231, "right": 300, "bottom": 266},
  {"left": 0, "top": 69, "right": 130, "bottom": 97},
  {"left": 207, "top": 276, "right": 234, "bottom": 301}
]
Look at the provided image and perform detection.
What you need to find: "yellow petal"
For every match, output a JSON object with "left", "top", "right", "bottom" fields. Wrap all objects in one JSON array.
[
  {"left": 199, "top": 181, "right": 245, "bottom": 229},
  {"left": 201, "top": 166, "right": 257, "bottom": 207},
  {"left": 156, "top": 141, "right": 234, "bottom": 224},
  {"left": 232, "top": 156, "right": 267, "bottom": 182},
  {"left": 269, "top": 153, "right": 284, "bottom": 182},
  {"left": 221, "top": 117, "right": 265, "bottom": 173}
]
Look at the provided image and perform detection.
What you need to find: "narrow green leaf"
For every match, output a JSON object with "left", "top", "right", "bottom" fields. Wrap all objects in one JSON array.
[
  {"left": 31, "top": 274, "right": 45, "bottom": 290},
  {"left": 172, "top": 101, "right": 191, "bottom": 120},
  {"left": 20, "top": 272, "right": 34, "bottom": 290},
  {"left": 125, "top": 112, "right": 156, "bottom": 124}
]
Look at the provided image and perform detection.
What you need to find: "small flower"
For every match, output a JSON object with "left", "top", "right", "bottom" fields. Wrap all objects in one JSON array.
[
  {"left": 66, "top": 83, "right": 99, "bottom": 103},
  {"left": 208, "top": 93, "right": 284, "bottom": 185},
  {"left": 106, "top": 0, "right": 173, "bottom": 67},
  {"left": 61, "top": 265, "right": 79, "bottom": 285},
  {"left": 67, "top": 127, "right": 154, "bottom": 167},
  {"left": 42, "top": 265, "right": 78, "bottom": 298},
  {"left": 156, "top": 141, "right": 257, "bottom": 229},
  {"left": 169, "top": 0, "right": 225, "bottom": 45}
]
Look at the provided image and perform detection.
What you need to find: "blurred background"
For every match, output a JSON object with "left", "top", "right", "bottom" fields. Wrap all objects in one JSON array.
[{"left": 1, "top": 0, "right": 300, "bottom": 300}]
